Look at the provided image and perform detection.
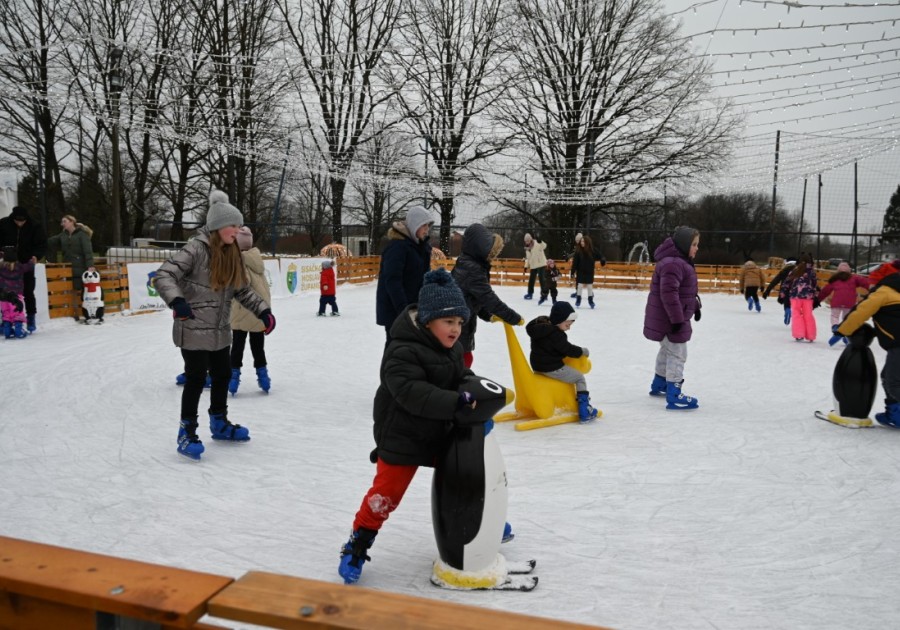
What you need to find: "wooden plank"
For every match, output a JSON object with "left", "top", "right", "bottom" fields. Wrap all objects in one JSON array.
[
  {"left": 0, "top": 536, "right": 233, "bottom": 628},
  {"left": 208, "top": 570, "right": 609, "bottom": 630},
  {"left": 0, "top": 591, "right": 95, "bottom": 630}
]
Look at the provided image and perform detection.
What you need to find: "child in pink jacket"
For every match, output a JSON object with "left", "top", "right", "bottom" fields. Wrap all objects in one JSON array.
[{"left": 818, "top": 261, "right": 869, "bottom": 346}]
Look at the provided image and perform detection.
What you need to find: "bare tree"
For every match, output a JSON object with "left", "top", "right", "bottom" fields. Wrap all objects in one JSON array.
[
  {"left": 345, "top": 127, "right": 419, "bottom": 253},
  {"left": 496, "top": 0, "right": 738, "bottom": 228},
  {"left": 277, "top": 0, "right": 402, "bottom": 245},
  {"left": 386, "top": 0, "right": 513, "bottom": 252},
  {"left": 0, "top": 0, "right": 75, "bottom": 223}
]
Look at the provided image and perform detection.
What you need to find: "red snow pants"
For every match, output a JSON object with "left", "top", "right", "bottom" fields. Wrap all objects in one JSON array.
[{"left": 352, "top": 458, "right": 419, "bottom": 532}]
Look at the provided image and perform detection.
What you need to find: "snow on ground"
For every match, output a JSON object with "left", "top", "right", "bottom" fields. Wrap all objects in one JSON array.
[{"left": 3, "top": 283, "right": 900, "bottom": 629}]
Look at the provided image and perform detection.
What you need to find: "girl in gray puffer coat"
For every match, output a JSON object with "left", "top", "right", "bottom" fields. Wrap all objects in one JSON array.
[
  {"left": 155, "top": 190, "right": 276, "bottom": 460},
  {"left": 643, "top": 226, "right": 701, "bottom": 410}
]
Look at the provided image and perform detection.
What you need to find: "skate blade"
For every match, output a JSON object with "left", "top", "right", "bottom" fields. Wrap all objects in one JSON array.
[{"left": 430, "top": 573, "right": 538, "bottom": 591}]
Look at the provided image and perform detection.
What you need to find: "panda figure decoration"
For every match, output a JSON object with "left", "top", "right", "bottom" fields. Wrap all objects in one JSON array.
[
  {"left": 81, "top": 269, "right": 104, "bottom": 324},
  {"left": 430, "top": 374, "right": 538, "bottom": 591}
]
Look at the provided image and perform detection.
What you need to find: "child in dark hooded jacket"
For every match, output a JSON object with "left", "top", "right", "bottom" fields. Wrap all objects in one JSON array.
[
  {"left": 526, "top": 301, "right": 597, "bottom": 422},
  {"left": 338, "top": 268, "right": 481, "bottom": 585}
]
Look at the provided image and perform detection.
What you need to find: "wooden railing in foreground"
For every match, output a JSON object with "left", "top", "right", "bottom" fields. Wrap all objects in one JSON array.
[{"left": 0, "top": 536, "right": 610, "bottom": 630}]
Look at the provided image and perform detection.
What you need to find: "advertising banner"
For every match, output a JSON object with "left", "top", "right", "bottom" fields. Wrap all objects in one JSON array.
[{"left": 127, "top": 261, "right": 168, "bottom": 311}]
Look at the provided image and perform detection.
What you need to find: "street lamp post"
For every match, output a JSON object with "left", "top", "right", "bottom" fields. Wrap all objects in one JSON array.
[{"left": 108, "top": 47, "right": 124, "bottom": 247}]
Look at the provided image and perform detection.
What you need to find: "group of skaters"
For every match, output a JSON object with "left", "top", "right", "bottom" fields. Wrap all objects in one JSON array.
[
  {"left": 740, "top": 251, "right": 900, "bottom": 428},
  {"left": 0, "top": 206, "right": 101, "bottom": 337}
]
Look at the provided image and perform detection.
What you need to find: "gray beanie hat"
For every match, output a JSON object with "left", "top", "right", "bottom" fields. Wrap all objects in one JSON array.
[
  {"left": 322, "top": 259, "right": 334, "bottom": 269},
  {"left": 672, "top": 226, "right": 697, "bottom": 256},
  {"left": 405, "top": 205, "right": 433, "bottom": 241},
  {"left": 417, "top": 268, "right": 470, "bottom": 325},
  {"left": 207, "top": 189, "right": 244, "bottom": 231}
]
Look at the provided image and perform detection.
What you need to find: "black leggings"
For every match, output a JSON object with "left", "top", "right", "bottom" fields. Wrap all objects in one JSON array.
[
  {"left": 181, "top": 346, "right": 231, "bottom": 419},
  {"left": 230, "top": 330, "right": 267, "bottom": 369}
]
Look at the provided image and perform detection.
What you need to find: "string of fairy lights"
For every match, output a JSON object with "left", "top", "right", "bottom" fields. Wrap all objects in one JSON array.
[{"left": 0, "top": 0, "right": 896, "bottom": 213}]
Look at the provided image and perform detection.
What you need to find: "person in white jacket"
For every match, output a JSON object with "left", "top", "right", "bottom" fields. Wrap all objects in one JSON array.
[{"left": 523, "top": 233, "right": 548, "bottom": 302}]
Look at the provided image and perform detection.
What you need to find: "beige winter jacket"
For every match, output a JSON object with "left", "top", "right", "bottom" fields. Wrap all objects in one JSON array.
[
  {"left": 524, "top": 240, "right": 548, "bottom": 269},
  {"left": 230, "top": 248, "right": 271, "bottom": 332},
  {"left": 739, "top": 261, "right": 767, "bottom": 291},
  {"left": 155, "top": 229, "right": 270, "bottom": 351}
]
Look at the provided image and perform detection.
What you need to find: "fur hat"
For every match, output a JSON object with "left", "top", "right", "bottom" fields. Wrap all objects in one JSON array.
[
  {"left": 549, "top": 301, "right": 577, "bottom": 325},
  {"left": 206, "top": 189, "right": 243, "bottom": 231},
  {"left": 2, "top": 245, "right": 16, "bottom": 262},
  {"left": 322, "top": 259, "right": 334, "bottom": 270},
  {"left": 235, "top": 226, "right": 254, "bottom": 251},
  {"left": 672, "top": 226, "right": 697, "bottom": 256},
  {"left": 405, "top": 205, "right": 433, "bottom": 240},
  {"left": 10, "top": 206, "right": 28, "bottom": 221},
  {"left": 837, "top": 261, "right": 851, "bottom": 273},
  {"left": 417, "top": 268, "right": 470, "bottom": 325}
]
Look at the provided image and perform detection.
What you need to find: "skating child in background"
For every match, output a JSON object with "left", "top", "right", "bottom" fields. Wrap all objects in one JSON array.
[
  {"left": 540, "top": 259, "right": 560, "bottom": 305},
  {"left": 155, "top": 190, "right": 276, "bottom": 460},
  {"left": 318, "top": 259, "right": 339, "bottom": 316},
  {"left": 739, "top": 260, "right": 766, "bottom": 312},
  {"left": 569, "top": 233, "right": 606, "bottom": 309},
  {"left": 228, "top": 226, "right": 273, "bottom": 395},
  {"left": 643, "top": 226, "right": 701, "bottom": 410},
  {"left": 819, "top": 261, "right": 869, "bottom": 346},
  {"left": 762, "top": 256, "right": 797, "bottom": 325},
  {"left": 779, "top": 253, "right": 819, "bottom": 343},
  {"left": 525, "top": 301, "right": 597, "bottom": 423},
  {"left": 339, "top": 268, "right": 478, "bottom": 584},
  {"left": 451, "top": 223, "right": 523, "bottom": 368},
  {"left": 835, "top": 272, "right": 900, "bottom": 427},
  {"left": 0, "top": 246, "right": 33, "bottom": 339}
]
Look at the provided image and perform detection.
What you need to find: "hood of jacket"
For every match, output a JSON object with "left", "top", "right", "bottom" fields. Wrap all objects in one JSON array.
[
  {"left": 460, "top": 223, "right": 494, "bottom": 260},
  {"left": 654, "top": 237, "right": 689, "bottom": 264}
]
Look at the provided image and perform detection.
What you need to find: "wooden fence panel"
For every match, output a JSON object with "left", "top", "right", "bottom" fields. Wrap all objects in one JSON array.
[{"left": 45, "top": 264, "right": 129, "bottom": 319}]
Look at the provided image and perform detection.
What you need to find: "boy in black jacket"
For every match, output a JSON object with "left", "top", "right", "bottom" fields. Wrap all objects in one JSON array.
[
  {"left": 525, "top": 301, "right": 597, "bottom": 423},
  {"left": 339, "top": 268, "right": 480, "bottom": 584}
]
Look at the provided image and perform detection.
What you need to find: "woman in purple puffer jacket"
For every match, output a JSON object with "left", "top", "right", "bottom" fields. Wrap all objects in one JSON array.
[{"left": 643, "top": 226, "right": 700, "bottom": 410}]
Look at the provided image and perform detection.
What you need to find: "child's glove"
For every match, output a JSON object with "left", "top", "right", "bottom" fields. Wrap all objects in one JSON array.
[
  {"left": 323, "top": 284, "right": 329, "bottom": 291},
  {"left": 671, "top": 322, "right": 683, "bottom": 333},
  {"left": 259, "top": 309, "right": 277, "bottom": 335},
  {"left": 600, "top": 257, "right": 607, "bottom": 267},
  {"left": 776, "top": 296, "right": 784, "bottom": 305},
  {"left": 813, "top": 297, "right": 821, "bottom": 309},
  {"left": 457, "top": 391, "right": 477, "bottom": 412},
  {"left": 170, "top": 297, "right": 194, "bottom": 320},
  {"left": 581, "top": 347, "right": 590, "bottom": 357},
  {"left": 483, "top": 418, "right": 494, "bottom": 435}
]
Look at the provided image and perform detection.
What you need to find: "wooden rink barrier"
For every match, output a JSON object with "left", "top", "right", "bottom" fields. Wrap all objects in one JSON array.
[
  {"left": 42, "top": 257, "right": 834, "bottom": 319},
  {"left": 0, "top": 536, "right": 609, "bottom": 629}
]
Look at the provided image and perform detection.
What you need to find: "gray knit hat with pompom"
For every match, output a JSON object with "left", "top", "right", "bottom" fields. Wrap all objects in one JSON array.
[{"left": 206, "top": 189, "right": 243, "bottom": 231}]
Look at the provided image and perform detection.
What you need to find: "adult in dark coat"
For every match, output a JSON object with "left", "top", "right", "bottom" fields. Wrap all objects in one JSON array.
[
  {"left": 643, "top": 226, "right": 700, "bottom": 409},
  {"left": 569, "top": 232, "right": 606, "bottom": 309},
  {"left": 0, "top": 206, "right": 47, "bottom": 330},
  {"left": 375, "top": 205, "right": 434, "bottom": 344},
  {"left": 450, "top": 223, "right": 523, "bottom": 367}
]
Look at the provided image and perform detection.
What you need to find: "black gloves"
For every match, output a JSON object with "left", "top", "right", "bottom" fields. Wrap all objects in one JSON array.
[
  {"left": 457, "top": 391, "right": 476, "bottom": 412},
  {"left": 259, "top": 309, "right": 276, "bottom": 335},
  {"left": 694, "top": 295, "right": 702, "bottom": 321},
  {"left": 671, "top": 322, "right": 683, "bottom": 333},
  {"left": 600, "top": 257, "right": 607, "bottom": 267},
  {"left": 170, "top": 297, "right": 194, "bottom": 320},
  {"left": 813, "top": 297, "right": 821, "bottom": 309},
  {"left": 776, "top": 296, "right": 784, "bottom": 305},
  {"left": 761, "top": 289, "right": 770, "bottom": 300}
]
